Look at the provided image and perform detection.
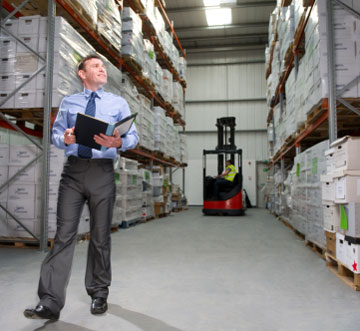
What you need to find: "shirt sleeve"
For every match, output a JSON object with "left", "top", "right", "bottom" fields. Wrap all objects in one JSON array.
[{"left": 51, "top": 97, "right": 69, "bottom": 149}]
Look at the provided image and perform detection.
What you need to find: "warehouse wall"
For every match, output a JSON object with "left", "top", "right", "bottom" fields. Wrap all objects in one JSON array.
[{"left": 178, "top": 49, "right": 268, "bottom": 205}]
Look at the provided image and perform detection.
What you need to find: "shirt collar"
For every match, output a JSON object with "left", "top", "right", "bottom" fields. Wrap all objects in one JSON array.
[{"left": 83, "top": 87, "right": 104, "bottom": 99}]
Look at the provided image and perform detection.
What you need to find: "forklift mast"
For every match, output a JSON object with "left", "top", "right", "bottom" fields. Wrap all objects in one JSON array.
[{"left": 216, "top": 117, "right": 236, "bottom": 174}]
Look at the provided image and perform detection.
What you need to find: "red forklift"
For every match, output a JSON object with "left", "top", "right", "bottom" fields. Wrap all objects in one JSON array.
[{"left": 203, "top": 117, "right": 246, "bottom": 216}]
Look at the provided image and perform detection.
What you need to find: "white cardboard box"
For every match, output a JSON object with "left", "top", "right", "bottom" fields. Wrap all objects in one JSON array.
[
  {"left": 0, "top": 166, "right": 8, "bottom": 185},
  {"left": 9, "top": 145, "right": 38, "bottom": 166},
  {"left": 2, "top": 20, "right": 18, "bottom": 35},
  {"left": 340, "top": 202, "right": 360, "bottom": 238},
  {"left": 331, "top": 136, "right": 360, "bottom": 171},
  {"left": 334, "top": 171, "right": 360, "bottom": 203},
  {"left": 8, "top": 183, "right": 35, "bottom": 201},
  {"left": 321, "top": 175, "right": 335, "bottom": 202},
  {"left": 14, "top": 91, "right": 37, "bottom": 108},
  {"left": 0, "top": 38, "right": 16, "bottom": 57},
  {"left": 0, "top": 145, "right": 9, "bottom": 165},
  {"left": 0, "top": 57, "right": 16, "bottom": 74},
  {"left": 7, "top": 199, "right": 35, "bottom": 219},
  {"left": 0, "top": 74, "right": 15, "bottom": 92},
  {"left": 15, "top": 73, "right": 37, "bottom": 91},
  {"left": 8, "top": 165, "right": 36, "bottom": 184},
  {"left": 18, "top": 16, "right": 40, "bottom": 35},
  {"left": 323, "top": 202, "right": 340, "bottom": 233},
  {"left": 0, "top": 93, "right": 14, "bottom": 109},
  {"left": 336, "top": 232, "right": 346, "bottom": 266},
  {"left": 345, "top": 240, "right": 360, "bottom": 274},
  {"left": 16, "top": 35, "right": 39, "bottom": 53}
]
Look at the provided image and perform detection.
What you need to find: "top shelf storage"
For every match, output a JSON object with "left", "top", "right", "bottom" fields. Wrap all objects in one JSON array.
[{"left": 3, "top": 0, "right": 186, "bottom": 128}]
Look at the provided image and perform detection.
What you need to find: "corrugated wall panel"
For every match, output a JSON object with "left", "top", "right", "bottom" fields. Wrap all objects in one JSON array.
[
  {"left": 187, "top": 66, "right": 228, "bottom": 101},
  {"left": 180, "top": 51, "right": 268, "bottom": 205}
]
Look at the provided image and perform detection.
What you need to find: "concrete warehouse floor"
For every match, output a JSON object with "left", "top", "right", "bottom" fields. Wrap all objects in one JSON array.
[{"left": 1, "top": 207, "right": 360, "bottom": 331}]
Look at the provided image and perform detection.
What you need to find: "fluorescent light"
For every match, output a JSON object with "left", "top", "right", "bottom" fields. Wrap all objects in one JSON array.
[
  {"left": 203, "top": 0, "right": 236, "bottom": 6},
  {"left": 205, "top": 8, "right": 232, "bottom": 26},
  {"left": 203, "top": 0, "right": 220, "bottom": 6}
]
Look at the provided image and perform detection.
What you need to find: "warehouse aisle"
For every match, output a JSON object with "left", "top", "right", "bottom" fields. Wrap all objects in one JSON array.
[{"left": 1, "top": 207, "right": 360, "bottom": 331}]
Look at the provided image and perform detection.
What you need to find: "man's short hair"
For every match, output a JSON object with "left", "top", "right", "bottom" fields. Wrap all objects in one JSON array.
[
  {"left": 77, "top": 54, "right": 102, "bottom": 72},
  {"left": 226, "top": 159, "right": 232, "bottom": 164}
]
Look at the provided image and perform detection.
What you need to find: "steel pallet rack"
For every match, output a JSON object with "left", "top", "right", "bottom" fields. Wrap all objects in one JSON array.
[
  {"left": 267, "top": 0, "right": 360, "bottom": 177},
  {"left": 1, "top": 0, "right": 188, "bottom": 251}
]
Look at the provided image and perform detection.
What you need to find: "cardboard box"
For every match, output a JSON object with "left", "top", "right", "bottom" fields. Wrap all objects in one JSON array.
[
  {"left": 321, "top": 175, "right": 335, "bottom": 202},
  {"left": 9, "top": 144, "right": 38, "bottom": 166},
  {"left": 7, "top": 183, "right": 36, "bottom": 201},
  {"left": 325, "top": 230, "right": 336, "bottom": 257},
  {"left": 331, "top": 136, "right": 360, "bottom": 171},
  {"left": 0, "top": 57, "right": 16, "bottom": 74},
  {"left": 8, "top": 165, "right": 36, "bottom": 184},
  {"left": 339, "top": 203, "right": 360, "bottom": 238},
  {"left": 15, "top": 73, "right": 37, "bottom": 91},
  {"left": 0, "top": 38, "right": 16, "bottom": 57},
  {"left": 323, "top": 202, "right": 340, "bottom": 233},
  {"left": 2, "top": 20, "right": 18, "bottom": 35},
  {"left": 0, "top": 74, "right": 15, "bottom": 92},
  {"left": 15, "top": 53, "right": 39, "bottom": 73},
  {"left": 0, "top": 166, "right": 8, "bottom": 185},
  {"left": 14, "top": 91, "right": 37, "bottom": 108},
  {"left": 336, "top": 232, "right": 346, "bottom": 266},
  {"left": 0, "top": 145, "right": 9, "bottom": 166},
  {"left": 7, "top": 218, "right": 37, "bottom": 237},
  {"left": 18, "top": 15, "right": 40, "bottom": 35},
  {"left": 0, "top": 93, "right": 14, "bottom": 109},
  {"left": 16, "top": 34, "right": 39, "bottom": 53},
  {"left": 333, "top": 170, "right": 360, "bottom": 203},
  {"left": 345, "top": 240, "right": 360, "bottom": 274},
  {"left": 7, "top": 199, "right": 35, "bottom": 219}
]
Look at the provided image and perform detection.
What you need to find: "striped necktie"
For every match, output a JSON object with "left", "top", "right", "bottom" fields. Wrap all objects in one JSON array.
[{"left": 78, "top": 91, "right": 97, "bottom": 159}]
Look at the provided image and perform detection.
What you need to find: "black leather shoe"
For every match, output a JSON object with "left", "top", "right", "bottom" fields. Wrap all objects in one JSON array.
[
  {"left": 24, "top": 305, "right": 59, "bottom": 320},
  {"left": 91, "top": 297, "right": 108, "bottom": 315}
]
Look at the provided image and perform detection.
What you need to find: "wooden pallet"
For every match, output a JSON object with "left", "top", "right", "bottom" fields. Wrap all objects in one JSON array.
[
  {"left": 326, "top": 254, "right": 360, "bottom": 291},
  {"left": 122, "top": 56, "right": 143, "bottom": 76},
  {"left": 120, "top": 217, "right": 142, "bottom": 229},
  {"left": 124, "top": 0, "right": 145, "bottom": 13},
  {"left": 0, "top": 237, "right": 54, "bottom": 249},
  {"left": 305, "top": 239, "right": 326, "bottom": 260}
]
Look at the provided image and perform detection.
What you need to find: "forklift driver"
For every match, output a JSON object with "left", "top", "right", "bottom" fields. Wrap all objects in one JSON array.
[{"left": 213, "top": 160, "right": 237, "bottom": 199}]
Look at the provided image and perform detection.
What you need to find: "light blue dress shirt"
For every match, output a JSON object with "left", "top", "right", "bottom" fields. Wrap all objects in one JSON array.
[{"left": 52, "top": 88, "right": 139, "bottom": 159}]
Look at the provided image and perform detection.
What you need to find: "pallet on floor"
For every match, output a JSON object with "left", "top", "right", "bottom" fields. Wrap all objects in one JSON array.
[
  {"left": 120, "top": 217, "right": 142, "bottom": 229},
  {"left": 305, "top": 239, "right": 325, "bottom": 260},
  {"left": 0, "top": 237, "right": 54, "bottom": 249},
  {"left": 326, "top": 253, "right": 360, "bottom": 291}
]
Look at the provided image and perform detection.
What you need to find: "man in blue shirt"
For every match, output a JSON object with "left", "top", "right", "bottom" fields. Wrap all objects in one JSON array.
[{"left": 24, "top": 54, "right": 138, "bottom": 320}]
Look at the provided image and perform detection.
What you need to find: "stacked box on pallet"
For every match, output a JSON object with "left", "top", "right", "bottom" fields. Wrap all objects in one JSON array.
[
  {"left": 152, "top": 168, "right": 164, "bottom": 203},
  {"left": 121, "top": 7, "right": 144, "bottom": 69},
  {"left": 140, "top": 168, "right": 154, "bottom": 220},
  {"left": 322, "top": 136, "right": 360, "bottom": 273},
  {"left": 266, "top": 0, "right": 360, "bottom": 157},
  {"left": 161, "top": 69, "right": 173, "bottom": 103},
  {"left": 153, "top": 106, "right": 167, "bottom": 153},
  {"left": 138, "top": 95, "right": 154, "bottom": 151},
  {"left": 278, "top": 4, "right": 295, "bottom": 73},
  {"left": 179, "top": 132, "right": 188, "bottom": 164},
  {"left": 172, "top": 81, "right": 184, "bottom": 117},
  {"left": 97, "top": 0, "right": 122, "bottom": 52},
  {"left": 143, "top": 39, "right": 157, "bottom": 85},
  {"left": 165, "top": 117, "right": 180, "bottom": 161},
  {"left": 114, "top": 157, "right": 142, "bottom": 225},
  {"left": 178, "top": 57, "right": 187, "bottom": 82},
  {"left": 119, "top": 73, "right": 141, "bottom": 131},
  {"left": 1, "top": 15, "right": 124, "bottom": 110}
]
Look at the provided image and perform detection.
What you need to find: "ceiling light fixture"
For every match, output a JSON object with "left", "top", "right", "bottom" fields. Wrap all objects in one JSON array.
[{"left": 205, "top": 8, "right": 232, "bottom": 26}]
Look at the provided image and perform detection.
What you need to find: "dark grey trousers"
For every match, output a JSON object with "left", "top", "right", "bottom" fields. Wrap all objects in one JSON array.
[{"left": 37, "top": 156, "right": 116, "bottom": 314}]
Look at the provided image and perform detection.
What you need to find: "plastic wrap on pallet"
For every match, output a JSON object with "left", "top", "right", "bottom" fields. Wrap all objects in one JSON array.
[
  {"left": 74, "top": 0, "right": 98, "bottom": 26},
  {"left": 178, "top": 57, "right": 187, "bottom": 81},
  {"left": 161, "top": 69, "right": 173, "bottom": 103},
  {"left": 97, "top": 0, "right": 122, "bottom": 51},
  {"left": 142, "top": 39, "right": 156, "bottom": 84},
  {"left": 121, "top": 7, "right": 142, "bottom": 33}
]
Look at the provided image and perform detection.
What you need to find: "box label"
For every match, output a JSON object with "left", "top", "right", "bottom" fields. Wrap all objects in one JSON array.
[{"left": 336, "top": 177, "right": 346, "bottom": 199}]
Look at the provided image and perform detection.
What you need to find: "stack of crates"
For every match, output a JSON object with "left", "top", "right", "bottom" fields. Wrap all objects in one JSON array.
[
  {"left": 140, "top": 168, "right": 154, "bottom": 221},
  {"left": 138, "top": 94, "right": 154, "bottom": 151},
  {"left": 153, "top": 106, "right": 167, "bottom": 152},
  {"left": 114, "top": 157, "right": 142, "bottom": 225}
]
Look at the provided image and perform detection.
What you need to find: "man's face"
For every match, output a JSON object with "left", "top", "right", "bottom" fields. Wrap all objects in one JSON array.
[{"left": 78, "top": 58, "right": 107, "bottom": 88}]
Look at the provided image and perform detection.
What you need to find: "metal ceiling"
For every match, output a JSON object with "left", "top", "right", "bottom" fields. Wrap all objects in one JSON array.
[{"left": 165, "top": 0, "right": 276, "bottom": 54}]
